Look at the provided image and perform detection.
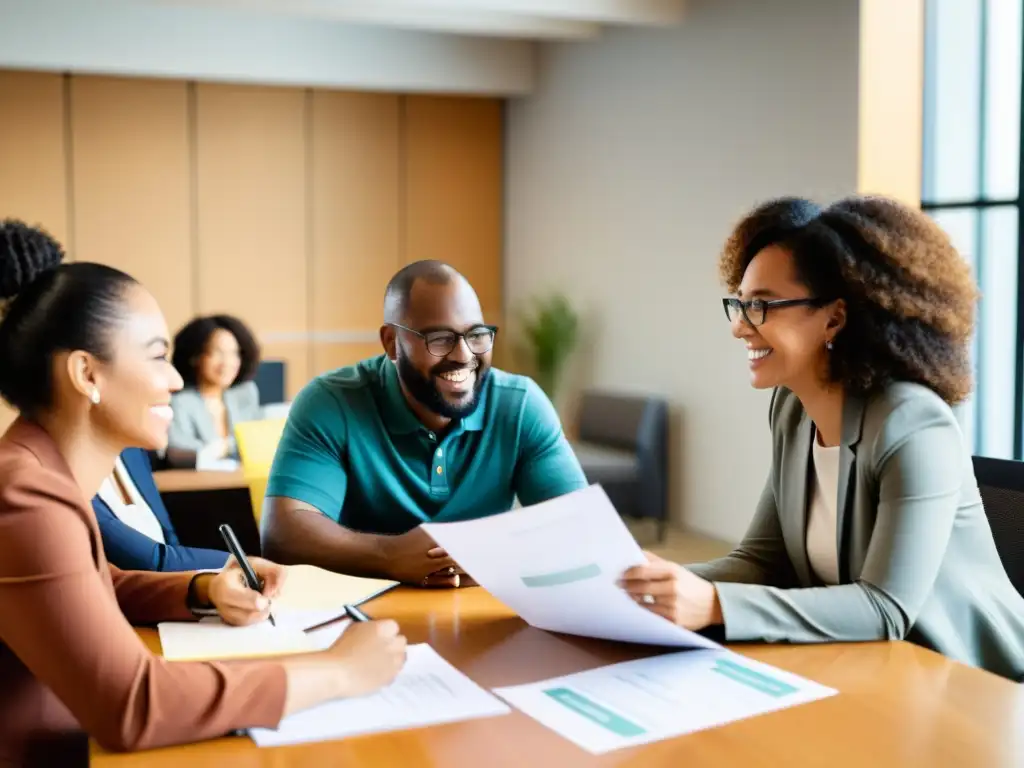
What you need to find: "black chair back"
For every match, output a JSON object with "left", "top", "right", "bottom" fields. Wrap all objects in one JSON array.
[
  {"left": 972, "top": 455, "right": 1024, "bottom": 597},
  {"left": 253, "top": 360, "right": 286, "bottom": 405}
]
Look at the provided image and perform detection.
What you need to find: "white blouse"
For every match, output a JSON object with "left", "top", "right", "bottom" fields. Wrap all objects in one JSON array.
[
  {"left": 806, "top": 436, "right": 840, "bottom": 585},
  {"left": 97, "top": 457, "right": 167, "bottom": 544}
]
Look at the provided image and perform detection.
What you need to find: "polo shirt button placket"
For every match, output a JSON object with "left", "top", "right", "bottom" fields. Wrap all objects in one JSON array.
[{"left": 430, "top": 440, "right": 448, "bottom": 494}]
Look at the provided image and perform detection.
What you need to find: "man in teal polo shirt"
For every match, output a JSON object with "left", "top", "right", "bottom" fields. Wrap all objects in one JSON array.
[{"left": 261, "top": 260, "right": 588, "bottom": 587}]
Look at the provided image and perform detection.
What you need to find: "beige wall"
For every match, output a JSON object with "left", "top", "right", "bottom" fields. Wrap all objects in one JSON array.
[
  {"left": 0, "top": 71, "right": 504, "bottom": 431},
  {"left": 505, "top": 0, "right": 862, "bottom": 541}
]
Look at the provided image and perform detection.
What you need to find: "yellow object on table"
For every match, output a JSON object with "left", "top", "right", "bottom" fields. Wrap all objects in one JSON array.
[{"left": 234, "top": 417, "right": 287, "bottom": 523}]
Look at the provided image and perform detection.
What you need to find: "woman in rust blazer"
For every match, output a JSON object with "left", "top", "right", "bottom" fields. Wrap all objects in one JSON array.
[{"left": 0, "top": 220, "right": 407, "bottom": 766}]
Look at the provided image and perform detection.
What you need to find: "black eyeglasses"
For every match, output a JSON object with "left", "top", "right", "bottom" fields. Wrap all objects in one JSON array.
[
  {"left": 722, "top": 297, "right": 832, "bottom": 327},
  {"left": 389, "top": 323, "right": 498, "bottom": 358}
]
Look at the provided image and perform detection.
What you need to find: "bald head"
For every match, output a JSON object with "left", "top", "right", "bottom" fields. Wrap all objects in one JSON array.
[{"left": 384, "top": 260, "right": 465, "bottom": 324}]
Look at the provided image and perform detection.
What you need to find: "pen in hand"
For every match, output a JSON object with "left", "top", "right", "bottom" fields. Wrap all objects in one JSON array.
[
  {"left": 345, "top": 604, "right": 371, "bottom": 623},
  {"left": 218, "top": 523, "right": 276, "bottom": 627}
]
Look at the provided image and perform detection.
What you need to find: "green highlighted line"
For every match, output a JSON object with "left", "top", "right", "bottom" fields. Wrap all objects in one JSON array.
[
  {"left": 521, "top": 563, "right": 602, "bottom": 587},
  {"left": 712, "top": 658, "right": 798, "bottom": 697},
  {"left": 544, "top": 688, "right": 646, "bottom": 737}
]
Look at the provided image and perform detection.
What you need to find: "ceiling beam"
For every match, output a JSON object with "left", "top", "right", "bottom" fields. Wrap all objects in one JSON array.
[
  {"left": 0, "top": 0, "right": 536, "bottom": 95},
  {"left": 356, "top": 0, "right": 688, "bottom": 26},
  {"left": 149, "top": 0, "right": 602, "bottom": 39}
]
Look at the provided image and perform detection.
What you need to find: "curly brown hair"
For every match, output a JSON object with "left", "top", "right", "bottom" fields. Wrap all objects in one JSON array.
[
  {"left": 172, "top": 314, "right": 261, "bottom": 388},
  {"left": 719, "top": 195, "right": 979, "bottom": 404}
]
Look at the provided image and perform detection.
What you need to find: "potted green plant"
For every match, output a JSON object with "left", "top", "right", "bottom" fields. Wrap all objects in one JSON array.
[{"left": 520, "top": 293, "right": 579, "bottom": 403}]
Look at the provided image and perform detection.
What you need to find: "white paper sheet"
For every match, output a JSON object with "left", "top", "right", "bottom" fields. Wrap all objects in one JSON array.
[
  {"left": 422, "top": 485, "right": 720, "bottom": 649},
  {"left": 249, "top": 644, "right": 511, "bottom": 747},
  {"left": 494, "top": 649, "right": 837, "bottom": 754},
  {"left": 158, "top": 608, "right": 350, "bottom": 661}
]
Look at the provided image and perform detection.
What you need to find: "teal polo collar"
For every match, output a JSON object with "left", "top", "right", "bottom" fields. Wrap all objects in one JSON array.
[{"left": 379, "top": 356, "right": 487, "bottom": 436}]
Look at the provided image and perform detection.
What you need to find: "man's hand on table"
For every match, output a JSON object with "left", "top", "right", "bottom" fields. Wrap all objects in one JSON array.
[{"left": 379, "top": 526, "right": 475, "bottom": 588}]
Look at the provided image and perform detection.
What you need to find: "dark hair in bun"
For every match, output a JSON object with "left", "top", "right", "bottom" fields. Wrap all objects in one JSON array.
[
  {"left": 0, "top": 219, "right": 138, "bottom": 415},
  {"left": 0, "top": 219, "right": 65, "bottom": 301}
]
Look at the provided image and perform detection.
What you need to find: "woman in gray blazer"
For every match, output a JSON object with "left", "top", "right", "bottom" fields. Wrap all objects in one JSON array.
[
  {"left": 166, "top": 315, "right": 263, "bottom": 468},
  {"left": 621, "top": 195, "right": 1024, "bottom": 681}
]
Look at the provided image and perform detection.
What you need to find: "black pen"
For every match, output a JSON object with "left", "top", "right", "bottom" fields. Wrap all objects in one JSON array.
[
  {"left": 344, "top": 603, "right": 371, "bottom": 623},
  {"left": 218, "top": 523, "right": 276, "bottom": 627}
]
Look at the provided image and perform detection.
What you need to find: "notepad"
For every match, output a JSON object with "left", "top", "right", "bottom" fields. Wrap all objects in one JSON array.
[
  {"left": 274, "top": 565, "right": 398, "bottom": 611},
  {"left": 158, "top": 608, "right": 350, "bottom": 661},
  {"left": 156, "top": 565, "right": 396, "bottom": 661}
]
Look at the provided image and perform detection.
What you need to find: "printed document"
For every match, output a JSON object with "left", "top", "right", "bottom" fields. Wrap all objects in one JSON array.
[
  {"left": 158, "top": 607, "right": 350, "bottom": 661},
  {"left": 249, "top": 644, "right": 511, "bottom": 747},
  {"left": 422, "top": 485, "right": 720, "bottom": 649},
  {"left": 494, "top": 649, "right": 837, "bottom": 754}
]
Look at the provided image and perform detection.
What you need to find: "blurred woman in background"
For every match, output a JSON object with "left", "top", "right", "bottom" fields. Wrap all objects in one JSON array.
[{"left": 166, "top": 314, "right": 263, "bottom": 468}]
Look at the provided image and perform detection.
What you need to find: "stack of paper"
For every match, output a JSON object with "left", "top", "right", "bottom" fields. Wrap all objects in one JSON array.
[{"left": 249, "top": 644, "right": 511, "bottom": 747}]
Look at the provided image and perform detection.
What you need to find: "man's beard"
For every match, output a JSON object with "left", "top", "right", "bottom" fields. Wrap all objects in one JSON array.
[{"left": 396, "top": 347, "right": 489, "bottom": 420}]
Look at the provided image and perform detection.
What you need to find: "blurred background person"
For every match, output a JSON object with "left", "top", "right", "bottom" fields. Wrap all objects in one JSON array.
[{"left": 166, "top": 314, "right": 262, "bottom": 469}]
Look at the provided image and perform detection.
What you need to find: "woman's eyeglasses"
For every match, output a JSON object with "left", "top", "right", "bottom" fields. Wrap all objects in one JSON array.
[{"left": 722, "top": 297, "right": 831, "bottom": 327}]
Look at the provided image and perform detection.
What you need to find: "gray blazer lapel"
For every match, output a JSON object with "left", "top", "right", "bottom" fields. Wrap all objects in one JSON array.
[
  {"left": 785, "top": 410, "right": 815, "bottom": 586},
  {"left": 836, "top": 393, "right": 866, "bottom": 583}
]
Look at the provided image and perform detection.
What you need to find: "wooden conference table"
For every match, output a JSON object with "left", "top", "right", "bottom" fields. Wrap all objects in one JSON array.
[
  {"left": 152, "top": 468, "right": 248, "bottom": 493},
  {"left": 91, "top": 587, "right": 1024, "bottom": 768}
]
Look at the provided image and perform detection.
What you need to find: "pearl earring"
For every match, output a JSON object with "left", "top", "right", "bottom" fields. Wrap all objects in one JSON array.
[
  {"left": 90, "top": 389, "right": 101, "bottom": 405},
  {"left": 826, "top": 340, "right": 834, "bottom": 351}
]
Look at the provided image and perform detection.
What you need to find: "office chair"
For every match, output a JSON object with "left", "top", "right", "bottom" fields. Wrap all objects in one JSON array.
[
  {"left": 971, "top": 455, "right": 1024, "bottom": 598},
  {"left": 571, "top": 391, "right": 670, "bottom": 542},
  {"left": 234, "top": 417, "right": 287, "bottom": 524},
  {"left": 253, "top": 360, "right": 287, "bottom": 405}
]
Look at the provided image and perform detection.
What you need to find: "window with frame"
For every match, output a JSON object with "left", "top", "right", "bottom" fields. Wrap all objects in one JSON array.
[{"left": 922, "top": 0, "right": 1023, "bottom": 459}]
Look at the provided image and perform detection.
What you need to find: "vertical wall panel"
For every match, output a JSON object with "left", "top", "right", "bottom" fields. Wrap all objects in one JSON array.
[
  {"left": 404, "top": 96, "right": 503, "bottom": 321},
  {"left": 195, "top": 83, "right": 308, "bottom": 396},
  {"left": 70, "top": 76, "right": 193, "bottom": 331},
  {"left": 0, "top": 71, "right": 67, "bottom": 431},
  {"left": 0, "top": 71, "right": 68, "bottom": 244},
  {"left": 311, "top": 90, "right": 400, "bottom": 334}
]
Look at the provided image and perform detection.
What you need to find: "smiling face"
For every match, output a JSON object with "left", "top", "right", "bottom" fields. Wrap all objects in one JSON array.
[
  {"left": 86, "top": 284, "right": 184, "bottom": 451},
  {"left": 197, "top": 327, "right": 241, "bottom": 391},
  {"left": 384, "top": 277, "right": 492, "bottom": 421},
  {"left": 731, "top": 244, "right": 845, "bottom": 392}
]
